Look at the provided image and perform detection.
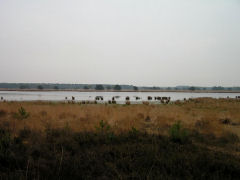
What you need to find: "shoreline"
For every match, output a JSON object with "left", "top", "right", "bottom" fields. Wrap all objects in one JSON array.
[{"left": 0, "top": 88, "right": 240, "bottom": 93}]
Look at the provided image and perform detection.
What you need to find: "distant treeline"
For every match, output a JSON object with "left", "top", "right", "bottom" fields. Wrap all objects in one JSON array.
[
  {"left": 143, "top": 86, "right": 240, "bottom": 91},
  {"left": 0, "top": 83, "right": 240, "bottom": 91}
]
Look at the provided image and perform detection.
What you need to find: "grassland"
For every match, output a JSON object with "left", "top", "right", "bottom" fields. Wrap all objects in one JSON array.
[{"left": 0, "top": 98, "right": 240, "bottom": 179}]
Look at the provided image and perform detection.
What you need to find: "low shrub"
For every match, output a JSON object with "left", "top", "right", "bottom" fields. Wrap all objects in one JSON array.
[
  {"left": 14, "top": 107, "right": 30, "bottom": 120},
  {"left": 95, "top": 120, "right": 115, "bottom": 141},
  {"left": 0, "top": 127, "right": 240, "bottom": 179},
  {"left": 95, "top": 120, "right": 111, "bottom": 135},
  {"left": 219, "top": 118, "right": 231, "bottom": 125},
  {"left": 169, "top": 121, "right": 189, "bottom": 143},
  {"left": 19, "top": 126, "right": 32, "bottom": 139},
  {"left": 218, "top": 132, "right": 239, "bottom": 144},
  {"left": 128, "top": 127, "right": 139, "bottom": 138}
]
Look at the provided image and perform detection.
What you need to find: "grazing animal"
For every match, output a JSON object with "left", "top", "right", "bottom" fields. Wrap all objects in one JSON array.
[
  {"left": 135, "top": 96, "right": 140, "bottom": 100},
  {"left": 175, "top": 100, "right": 181, "bottom": 105},
  {"left": 95, "top": 96, "right": 103, "bottom": 101},
  {"left": 65, "top": 97, "right": 68, "bottom": 100},
  {"left": 72, "top": 96, "right": 75, "bottom": 101},
  {"left": 112, "top": 100, "right": 116, "bottom": 104},
  {"left": 125, "top": 101, "right": 131, "bottom": 105},
  {"left": 112, "top": 97, "right": 115, "bottom": 101},
  {"left": 126, "top": 96, "right": 130, "bottom": 101},
  {"left": 142, "top": 101, "right": 149, "bottom": 105},
  {"left": 0, "top": 97, "right": 3, "bottom": 100},
  {"left": 148, "top": 96, "right": 152, "bottom": 100},
  {"left": 162, "top": 97, "right": 168, "bottom": 100}
]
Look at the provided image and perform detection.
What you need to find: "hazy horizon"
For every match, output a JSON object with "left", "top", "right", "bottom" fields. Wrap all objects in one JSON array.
[
  {"left": 1, "top": 0, "right": 240, "bottom": 87},
  {"left": 0, "top": 82, "right": 240, "bottom": 88}
]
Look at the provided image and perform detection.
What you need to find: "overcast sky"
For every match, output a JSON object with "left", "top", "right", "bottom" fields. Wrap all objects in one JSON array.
[{"left": 0, "top": 0, "right": 239, "bottom": 86}]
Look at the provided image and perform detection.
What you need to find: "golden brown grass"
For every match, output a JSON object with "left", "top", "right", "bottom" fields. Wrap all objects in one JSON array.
[{"left": 0, "top": 98, "right": 240, "bottom": 137}]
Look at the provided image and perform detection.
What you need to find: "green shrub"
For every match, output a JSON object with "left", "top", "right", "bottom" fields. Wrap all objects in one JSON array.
[
  {"left": 129, "top": 127, "right": 139, "bottom": 137},
  {"left": 169, "top": 121, "right": 189, "bottom": 143},
  {"left": 95, "top": 120, "right": 111, "bottom": 134},
  {"left": 95, "top": 120, "right": 114, "bottom": 140},
  {"left": 14, "top": 107, "right": 30, "bottom": 120}
]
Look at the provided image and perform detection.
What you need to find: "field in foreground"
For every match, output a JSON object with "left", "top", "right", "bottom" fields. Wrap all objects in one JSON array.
[{"left": 0, "top": 98, "right": 240, "bottom": 179}]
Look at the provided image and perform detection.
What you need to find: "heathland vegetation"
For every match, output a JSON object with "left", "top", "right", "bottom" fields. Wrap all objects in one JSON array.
[{"left": 0, "top": 98, "right": 240, "bottom": 179}]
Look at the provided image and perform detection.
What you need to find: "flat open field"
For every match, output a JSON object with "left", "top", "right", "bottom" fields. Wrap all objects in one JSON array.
[
  {"left": 1, "top": 98, "right": 240, "bottom": 179},
  {"left": 1, "top": 98, "right": 240, "bottom": 136}
]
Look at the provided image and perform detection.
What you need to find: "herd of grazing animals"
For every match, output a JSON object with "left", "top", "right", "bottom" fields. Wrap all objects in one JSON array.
[
  {"left": 0, "top": 95, "right": 239, "bottom": 104},
  {"left": 65, "top": 95, "right": 172, "bottom": 105}
]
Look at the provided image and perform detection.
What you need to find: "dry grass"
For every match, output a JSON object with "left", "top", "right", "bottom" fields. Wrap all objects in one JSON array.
[
  {"left": 0, "top": 98, "right": 240, "bottom": 137},
  {"left": 1, "top": 98, "right": 240, "bottom": 179}
]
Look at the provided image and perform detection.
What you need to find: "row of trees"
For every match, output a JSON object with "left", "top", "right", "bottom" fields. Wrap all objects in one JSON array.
[
  {"left": 188, "top": 86, "right": 231, "bottom": 91},
  {"left": 94, "top": 85, "right": 138, "bottom": 91},
  {"left": 32, "top": 84, "right": 138, "bottom": 91},
  {"left": 20, "top": 85, "right": 239, "bottom": 91},
  {"left": 1, "top": 83, "right": 239, "bottom": 91}
]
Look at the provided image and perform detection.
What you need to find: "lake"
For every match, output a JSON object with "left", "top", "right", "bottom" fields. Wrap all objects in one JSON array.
[{"left": 0, "top": 91, "right": 239, "bottom": 104}]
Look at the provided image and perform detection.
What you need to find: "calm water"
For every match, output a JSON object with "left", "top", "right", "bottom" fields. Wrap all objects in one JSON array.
[{"left": 0, "top": 91, "right": 239, "bottom": 104}]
